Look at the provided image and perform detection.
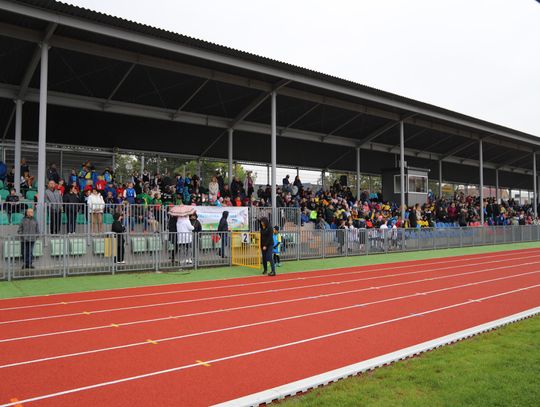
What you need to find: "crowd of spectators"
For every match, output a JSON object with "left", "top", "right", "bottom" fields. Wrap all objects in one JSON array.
[{"left": 2, "top": 160, "right": 539, "bottom": 232}]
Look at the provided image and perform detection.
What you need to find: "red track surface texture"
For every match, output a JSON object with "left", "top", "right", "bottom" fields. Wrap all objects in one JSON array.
[{"left": 1, "top": 248, "right": 540, "bottom": 406}]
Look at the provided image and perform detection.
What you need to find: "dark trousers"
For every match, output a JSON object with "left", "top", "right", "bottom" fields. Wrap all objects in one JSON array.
[
  {"left": 219, "top": 234, "right": 228, "bottom": 258},
  {"left": 22, "top": 241, "right": 35, "bottom": 268},
  {"left": 169, "top": 233, "right": 178, "bottom": 261},
  {"left": 262, "top": 248, "right": 275, "bottom": 273},
  {"left": 50, "top": 210, "right": 62, "bottom": 234},
  {"left": 116, "top": 236, "right": 125, "bottom": 263},
  {"left": 66, "top": 209, "right": 77, "bottom": 234}
]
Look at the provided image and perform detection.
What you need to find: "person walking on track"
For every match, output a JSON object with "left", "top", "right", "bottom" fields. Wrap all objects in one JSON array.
[{"left": 260, "top": 217, "right": 275, "bottom": 276}]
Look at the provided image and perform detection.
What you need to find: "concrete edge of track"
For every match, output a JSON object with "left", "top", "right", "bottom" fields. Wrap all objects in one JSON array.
[{"left": 212, "top": 306, "right": 540, "bottom": 407}]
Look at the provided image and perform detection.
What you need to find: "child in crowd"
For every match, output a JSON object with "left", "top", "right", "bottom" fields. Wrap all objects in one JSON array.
[{"left": 273, "top": 226, "right": 282, "bottom": 267}]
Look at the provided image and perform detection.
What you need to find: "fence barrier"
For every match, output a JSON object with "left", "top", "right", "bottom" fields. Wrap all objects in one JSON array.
[
  {"left": 1, "top": 225, "right": 539, "bottom": 280},
  {"left": 231, "top": 232, "right": 261, "bottom": 269}
]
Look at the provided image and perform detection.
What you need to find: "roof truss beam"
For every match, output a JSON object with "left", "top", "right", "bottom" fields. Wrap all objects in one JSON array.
[
  {"left": 0, "top": 81, "right": 532, "bottom": 175},
  {"left": 230, "top": 79, "right": 290, "bottom": 129},
  {"left": 0, "top": 19, "right": 540, "bottom": 153}
]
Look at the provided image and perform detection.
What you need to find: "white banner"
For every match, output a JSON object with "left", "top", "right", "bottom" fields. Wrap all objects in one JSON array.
[{"left": 194, "top": 206, "right": 249, "bottom": 231}]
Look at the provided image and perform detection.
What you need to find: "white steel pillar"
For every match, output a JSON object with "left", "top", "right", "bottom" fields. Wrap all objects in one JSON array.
[
  {"left": 479, "top": 139, "right": 484, "bottom": 225},
  {"left": 140, "top": 155, "right": 145, "bottom": 174},
  {"left": 438, "top": 160, "right": 443, "bottom": 199},
  {"left": 495, "top": 169, "right": 499, "bottom": 203},
  {"left": 37, "top": 43, "right": 49, "bottom": 231},
  {"left": 356, "top": 147, "right": 361, "bottom": 199},
  {"left": 321, "top": 170, "right": 325, "bottom": 190},
  {"left": 228, "top": 128, "right": 233, "bottom": 186},
  {"left": 196, "top": 159, "right": 201, "bottom": 178},
  {"left": 14, "top": 99, "right": 23, "bottom": 194},
  {"left": 533, "top": 152, "right": 537, "bottom": 218},
  {"left": 157, "top": 155, "right": 161, "bottom": 175},
  {"left": 399, "top": 121, "right": 406, "bottom": 220},
  {"left": 59, "top": 150, "right": 63, "bottom": 180},
  {"left": 271, "top": 91, "right": 277, "bottom": 211}
]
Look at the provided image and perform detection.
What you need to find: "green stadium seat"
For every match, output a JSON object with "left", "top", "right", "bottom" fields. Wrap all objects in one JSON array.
[
  {"left": 25, "top": 190, "right": 36, "bottom": 201},
  {"left": 62, "top": 213, "right": 67, "bottom": 224},
  {"left": 0, "top": 190, "right": 8, "bottom": 200},
  {"left": 76, "top": 213, "right": 87, "bottom": 224},
  {"left": 33, "top": 240, "right": 43, "bottom": 257},
  {"left": 69, "top": 238, "right": 87, "bottom": 256},
  {"left": 147, "top": 236, "right": 162, "bottom": 252},
  {"left": 93, "top": 238, "right": 105, "bottom": 255},
  {"left": 103, "top": 213, "right": 114, "bottom": 225},
  {"left": 0, "top": 213, "right": 9, "bottom": 225},
  {"left": 3, "top": 240, "right": 21, "bottom": 258},
  {"left": 10, "top": 213, "right": 24, "bottom": 225},
  {"left": 50, "top": 239, "right": 65, "bottom": 256},
  {"left": 131, "top": 237, "right": 147, "bottom": 253}
]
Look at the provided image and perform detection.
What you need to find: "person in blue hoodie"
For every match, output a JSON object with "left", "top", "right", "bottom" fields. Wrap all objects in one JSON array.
[{"left": 272, "top": 226, "right": 282, "bottom": 267}]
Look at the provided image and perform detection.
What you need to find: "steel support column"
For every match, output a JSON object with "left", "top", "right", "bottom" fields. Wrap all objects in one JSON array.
[
  {"left": 495, "top": 169, "right": 499, "bottom": 203},
  {"left": 271, "top": 91, "right": 277, "bottom": 212},
  {"left": 14, "top": 99, "right": 23, "bottom": 194},
  {"left": 228, "top": 128, "right": 233, "bottom": 186},
  {"left": 356, "top": 147, "right": 361, "bottom": 198},
  {"left": 400, "top": 121, "right": 405, "bottom": 220},
  {"left": 140, "top": 154, "right": 145, "bottom": 174},
  {"left": 438, "top": 160, "right": 443, "bottom": 199},
  {"left": 479, "top": 139, "right": 484, "bottom": 225},
  {"left": 533, "top": 152, "right": 537, "bottom": 218},
  {"left": 37, "top": 43, "right": 49, "bottom": 231}
]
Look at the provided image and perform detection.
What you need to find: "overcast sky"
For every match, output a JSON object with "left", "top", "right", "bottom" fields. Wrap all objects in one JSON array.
[
  {"left": 65, "top": 0, "right": 540, "bottom": 137},
  {"left": 63, "top": 0, "right": 540, "bottom": 183}
]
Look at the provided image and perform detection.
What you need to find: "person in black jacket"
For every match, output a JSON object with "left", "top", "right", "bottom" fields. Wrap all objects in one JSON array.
[
  {"left": 63, "top": 185, "right": 80, "bottom": 234},
  {"left": 217, "top": 211, "right": 229, "bottom": 258},
  {"left": 112, "top": 212, "right": 126, "bottom": 264},
  {"left": 260, "top": 217, "right": 275, "bottom": 276}
]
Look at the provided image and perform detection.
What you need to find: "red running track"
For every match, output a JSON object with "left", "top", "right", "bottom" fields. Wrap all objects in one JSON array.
[{"left": 0, "top": 247, "right": 539, "bottom": 406}]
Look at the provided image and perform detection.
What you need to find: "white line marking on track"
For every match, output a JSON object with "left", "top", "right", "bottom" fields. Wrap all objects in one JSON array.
[
  {"left": 2, "top": 255, "right": 539, "bottom": 326},
  {"left": 1, "top": 270, "right": 538, "bottom": 370},
  {"left": 1, "top": 249, "right": 536, "bottom": 311},
  {"left": 1, "top": 283, "right": 538, "bottom": 407},
  {"left": 2, "top": 261, "right": 538, "bottom": 342}
]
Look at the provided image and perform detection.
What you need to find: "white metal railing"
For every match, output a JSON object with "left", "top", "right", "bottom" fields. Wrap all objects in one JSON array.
[{"left": 1, "top": 225, "right": 539, "bottom": 280}]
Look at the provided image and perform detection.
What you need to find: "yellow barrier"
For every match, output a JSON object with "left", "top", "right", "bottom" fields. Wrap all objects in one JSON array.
[{"left": 231, "top": 232, "right": 261, "bottom": 269}]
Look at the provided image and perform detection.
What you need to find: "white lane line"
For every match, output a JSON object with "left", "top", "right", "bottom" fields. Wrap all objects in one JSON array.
[
  {"left": 1, "top": 249, "right": 534, "bottom": 312},
  {"left": 1, "top": 270, "right": 538, "bottom": 370},
  {"left": 3, "top": 263, "right": 514, "bottom": 343},
  {"left": 1, "top": 284, "right": 538, "bottom": 407},
  {"left": 2, "top": 256, "right": 539, "bottom": 326},
  {"left": 213, "top": 306, "right": 540, "bottom": 407}
]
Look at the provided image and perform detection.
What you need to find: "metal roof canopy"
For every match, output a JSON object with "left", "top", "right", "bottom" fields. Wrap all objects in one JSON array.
[{"left": 0, "top": 0, "right": 538, "bottom": 191}]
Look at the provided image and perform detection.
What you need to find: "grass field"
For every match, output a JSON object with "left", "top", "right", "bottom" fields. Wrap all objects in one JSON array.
[
  {"left": 1, "top": 241, "right": 539, "bottom": 299},
  {"left": 281, "top": 314, "right": 540, "bottom": 407}
]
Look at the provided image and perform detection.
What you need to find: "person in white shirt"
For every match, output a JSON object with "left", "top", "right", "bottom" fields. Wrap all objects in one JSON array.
[
  {"left": 208, "top": 176, "right": 219, "bottom": 202},
  {"left": 176, "top": 216, "right": 195, "bottom": 264},
  {"left": 87, "top": 188, "right": 105, "bottom": 233}
]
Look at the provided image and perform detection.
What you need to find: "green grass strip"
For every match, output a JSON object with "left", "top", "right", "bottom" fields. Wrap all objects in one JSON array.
[
  {"left": 281, "top": 314, "right": 540, "bottom": 407},
  {"left": 0, "top": 242, "right": 538, "bottom": 299}
]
